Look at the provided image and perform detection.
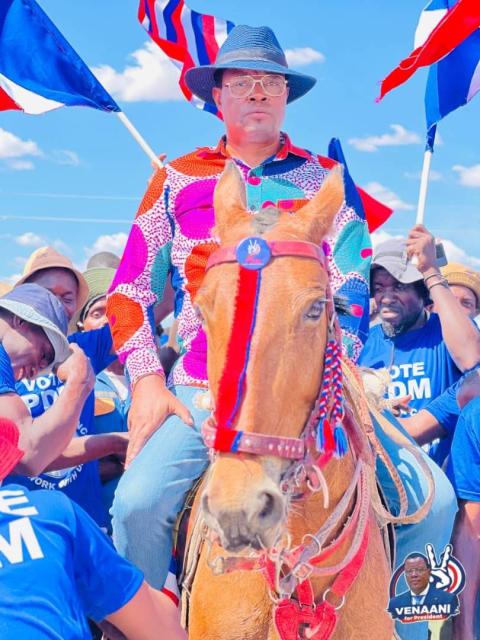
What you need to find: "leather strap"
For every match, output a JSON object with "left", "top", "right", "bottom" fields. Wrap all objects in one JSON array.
[{"left": 207, "top": 240, "right": 326, "bottom": 270}]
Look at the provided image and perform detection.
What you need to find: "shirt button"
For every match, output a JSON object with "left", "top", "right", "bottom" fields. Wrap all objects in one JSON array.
[{"left": 247, "top": 175, "right": 261, "bottom": 186}]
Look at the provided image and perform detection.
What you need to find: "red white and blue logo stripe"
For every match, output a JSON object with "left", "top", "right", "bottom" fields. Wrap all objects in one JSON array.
[{"left": 138, "top": 0, "right": 234, "bottom": 116}]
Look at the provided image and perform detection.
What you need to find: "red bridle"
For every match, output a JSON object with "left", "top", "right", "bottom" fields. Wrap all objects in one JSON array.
[{"left": 200, "top": 236, "right": 346, "bottom": 464}]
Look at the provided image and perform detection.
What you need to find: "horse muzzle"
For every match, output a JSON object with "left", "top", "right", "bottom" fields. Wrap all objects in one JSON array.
[{"left": 202, "top": 488, "right": 286, "bottom": 552}]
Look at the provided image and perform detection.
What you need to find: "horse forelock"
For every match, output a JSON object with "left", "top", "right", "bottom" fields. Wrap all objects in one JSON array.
[{"left": 250, "top": 206, "right": 280, "bottom": 235}]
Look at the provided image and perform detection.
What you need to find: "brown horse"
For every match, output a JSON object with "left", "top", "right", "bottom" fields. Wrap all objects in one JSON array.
[{"left": 186, "top": 163, "right": 394, "bottom": 640}]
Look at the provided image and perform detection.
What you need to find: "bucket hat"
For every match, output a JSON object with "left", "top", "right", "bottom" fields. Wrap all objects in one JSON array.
[
  {"left": 0, "top": 418, "right": 24, "bottom": 481},
  {"left": 441, "top": 262, "right": 480, "bottom": 309},
  {"left": 185, "top": 25, "right": 316, "bottom": 107},
  {"left": 76, "top": 266, "right": 116, "bottom": 325},
  {"left": 16, "top": 246, "right": 89, "bottom": 313},
  {"left": 0, "top": 283, "right": 71, "bottom": 365}
]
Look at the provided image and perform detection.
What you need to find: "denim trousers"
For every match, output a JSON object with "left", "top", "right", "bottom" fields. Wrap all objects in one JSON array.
[
  {"left": 111, "top": 385, "right": 210, "bottom": 588},
  {"left": 112, "top": 386, "right": 458, "bottom": 640},
  {"left": 374, "top": 413, "right": 458, "bottom": 640}
]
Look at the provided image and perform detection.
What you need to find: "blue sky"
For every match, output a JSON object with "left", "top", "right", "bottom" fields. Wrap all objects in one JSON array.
[{"left": 1, "top": 0, "right": 479, "bottom": 284}]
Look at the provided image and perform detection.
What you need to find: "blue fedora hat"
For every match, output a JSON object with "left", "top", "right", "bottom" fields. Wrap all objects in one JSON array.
[{"left": 185, "top": 25, "right": 316, "bottom": 106}]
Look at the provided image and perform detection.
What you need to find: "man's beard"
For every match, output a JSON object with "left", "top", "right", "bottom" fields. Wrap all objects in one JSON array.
[{"left": 381, "top": 308, "right": 425, "bottom": 337}]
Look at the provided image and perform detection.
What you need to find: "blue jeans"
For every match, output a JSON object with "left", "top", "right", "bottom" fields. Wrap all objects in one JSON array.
[
  {"left": 374, "top": 413, "right": 458, "bottom": 640},
  {"left": 111, "top": 385, "right": 210, "bottom": 588}
]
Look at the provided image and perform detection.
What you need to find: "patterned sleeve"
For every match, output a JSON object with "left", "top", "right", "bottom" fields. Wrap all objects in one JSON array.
[{"left": 106, "top": 168, "right": 174, "bottom": 386}]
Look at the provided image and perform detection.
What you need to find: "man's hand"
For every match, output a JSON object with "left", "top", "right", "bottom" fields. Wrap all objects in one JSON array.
[
  {"left": 56, "top": 344, "right": 95, "bottom": 391},
  {"left": 405, "top": 224, "right": 437, "bottom": 275},
  {"left": 127, "top": 375, "right": 193, "bottom": 467}
]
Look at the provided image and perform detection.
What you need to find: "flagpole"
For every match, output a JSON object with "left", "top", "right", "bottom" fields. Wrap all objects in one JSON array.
[
  {"left": 116, "top": 112, "right": 164, "bottom": 169},
  {"left": 415, "top": 148, "right": 433, "bottom": 225}
]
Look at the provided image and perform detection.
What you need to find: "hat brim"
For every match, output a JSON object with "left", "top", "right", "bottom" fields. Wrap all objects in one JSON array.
[
  {"left": 0, "top": 299, "right": 71, "bottom": 366},
  {"left": 371, "top": 259, "right": 423, "bottom": 284},
  {"left": 16, "top": 266, "right": 89, "bottom": 315},
  {"left": 185, "top": 60, "right": 316, "bottom": 107}
]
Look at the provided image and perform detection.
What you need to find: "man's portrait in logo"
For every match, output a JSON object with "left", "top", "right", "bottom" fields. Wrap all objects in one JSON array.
[{"left": 387, "top": 544, "right": 465, "bottom": 624}]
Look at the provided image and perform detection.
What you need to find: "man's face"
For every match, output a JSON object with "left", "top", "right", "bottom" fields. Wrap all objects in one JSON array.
[
  {"left": 404, "top": 557, "right": 431, "bottom": 594},
  {"left": 212, "top": 69, "right": 288, "bottom": 143},
  {"left": 3, "top": 317, "right": 54, "bottom": 380},
  {"left": 82, "top": 297, "right": 108, "bottom": 331},
  {"left": 27, "top": 268, "right": 79, "bottom": 321},
  {"left": 371, "top": 267, "right": 425, "bottom": 334},
  {"left": 449, "top": 284, "right": 478, "bottom": 320}
]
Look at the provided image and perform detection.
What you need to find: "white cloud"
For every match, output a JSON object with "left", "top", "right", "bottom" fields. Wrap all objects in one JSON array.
[
  {"left": 85, "top": 232, "right": 128, "bottom": 258},
  {"left": 404, "top": 169, "right": 443, "bottom": 182},
  {"left": 285, "top": 47, "right": 325, "bottom": 66},
  {"left": 93, "top": 41, "right": 182, "bottom": 102},
  {"left": 0, "top": 128, "right": 43, "bottom": 170},
  {"left": 452, "top": 164, "right": 480, "bottom": 188},
  {"left": 6, "top": 159, "right": 35, "bottom": 171},
  {"left": 53, "top": 150, "right": 81, "bottom": 166},
  {"left": 15, "top": 232, "right": 43, "bottom": 247},
  {"left": 349, "top": 124, "right": 421, "bottom": 153},
  {"left": 441, "top": 239, "right": 480, "bottom": 268},
  {"left": 364, "top": 181, "right": 415, "bottom": 211}
]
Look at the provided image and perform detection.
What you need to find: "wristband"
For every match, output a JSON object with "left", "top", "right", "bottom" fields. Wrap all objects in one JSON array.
[
  {"left": 427, "top": 281, "right": 449, "bottom": 292},
  {"left": 424, "top": 272, "right": 445, "bottom": 284}
]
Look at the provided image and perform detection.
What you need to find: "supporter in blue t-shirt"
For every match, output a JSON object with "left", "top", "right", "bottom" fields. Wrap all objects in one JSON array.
[
  {"left": 444, "top": 371, "right": 480, "bottom": 640},
  {"left": 0, "top": 284, "right": 95, "bottom": 478},
  {"left": 0, "top": 418, "right": 186, "bottom": 640},
  {"left": 360, "top": 232, "right": 480, "bottom": 464},
  {"left": 8, "top": 248, "right": 127, "bottom": 528},
  {"left": 9, "top": 326, "right": 115, "bottom": 528}
]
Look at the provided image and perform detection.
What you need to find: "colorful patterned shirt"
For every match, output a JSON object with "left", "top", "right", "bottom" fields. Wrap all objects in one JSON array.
[{"left": 107, "top": 134, "right": 372, "bottom": 389}]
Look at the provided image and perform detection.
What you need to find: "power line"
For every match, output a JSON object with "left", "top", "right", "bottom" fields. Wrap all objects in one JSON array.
[{"left": 0, "top": 214, "right": 131, "bottom": 224}]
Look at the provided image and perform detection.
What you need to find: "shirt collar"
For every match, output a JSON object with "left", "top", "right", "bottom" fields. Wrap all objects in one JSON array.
[
  {"left": 410, "top": 585, "right": 430, "bottom": 599},
  {"left": 197, "top": 132, "right": 313, "bottom": 163}
]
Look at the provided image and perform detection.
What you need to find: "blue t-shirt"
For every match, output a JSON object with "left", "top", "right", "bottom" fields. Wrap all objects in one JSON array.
[
  {"left": 7, "top": 326, "right": 115, "bottom": 528},
  {"left": 0, "top": 343, "right": 15, "bottom": 394},
  {"left": 359, "top": 313, "right": 462, "bottom": 414},
  {"left": 446, "top": 396, "right": 480, "bottom": 501},
  {"left": 0, "top": 484, "right": 143, "bottom": 639}
]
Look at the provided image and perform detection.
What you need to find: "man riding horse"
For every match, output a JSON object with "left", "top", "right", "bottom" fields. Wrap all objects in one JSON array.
[{"left": 106, "top": 24, "right": 456, "bottom": 639}]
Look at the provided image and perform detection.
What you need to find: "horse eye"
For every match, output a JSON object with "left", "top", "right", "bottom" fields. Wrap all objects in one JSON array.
[{"left": 305, "top": 299, "right": 326, "bottom": 321}]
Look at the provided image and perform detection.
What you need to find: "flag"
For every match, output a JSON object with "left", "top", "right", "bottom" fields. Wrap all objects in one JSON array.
[
  {"left": 425, "top": 14, "right": 480, "bottom": 139},
  {"left": 327, "top": 138, "right": 393, "bottom": 233},
  {"left": 378, "top": 0, "right": 480, "bottom": 100},
  {"left": 138, "top": 0, "right": 234, "bottom": 117},
  {"left": 0, "top": 0, "right": 119, "bottom": 114}
]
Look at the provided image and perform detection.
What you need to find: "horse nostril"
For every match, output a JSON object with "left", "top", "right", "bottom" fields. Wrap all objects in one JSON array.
[{"left": 258, "top": 492, "right": 275, "bottom": 520}]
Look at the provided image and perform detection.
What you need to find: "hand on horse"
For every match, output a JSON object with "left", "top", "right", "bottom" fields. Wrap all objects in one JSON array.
[
  {"left": 126, "top": 374, "right": 194, "bottom": 467},
  {"left": 405, "top": 224, "right": 438, "bottom": 275}
]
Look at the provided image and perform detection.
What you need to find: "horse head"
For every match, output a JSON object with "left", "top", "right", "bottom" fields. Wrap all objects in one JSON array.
[{"left": 195, "top": 161, "right": 345, "bottom": 552}]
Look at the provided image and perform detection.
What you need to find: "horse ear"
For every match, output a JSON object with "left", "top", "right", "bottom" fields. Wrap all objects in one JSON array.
[
  {"left": 297, "top": 165, "right": 345, "bottom": 243},
  {"left": 213, "top": 161, "right": 249, "bottom": 240}
]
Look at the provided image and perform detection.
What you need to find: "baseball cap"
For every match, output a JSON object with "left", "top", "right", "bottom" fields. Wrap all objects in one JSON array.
[
  {"left": 0, "top": 418, "right": 24, "bottom": 481},
  {"left": 0, "top": 283, "right": 71, "bottom": 365},
  {"left": 372, "top": 238, "right": 423, "bottom": 284},
  {"left": 441, "top": 262, "right": 480, "bottom": 309},
  {"left": 16, "top": 246, "right": 89, "bottom": 313}
]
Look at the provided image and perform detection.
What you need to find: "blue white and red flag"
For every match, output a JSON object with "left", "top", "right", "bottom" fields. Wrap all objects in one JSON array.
[
  {"left": 378, "top": 0, "right": 480, "bottom": 100},
  {"left": 0, "top": 0, "right": 119, "bottom": 114},
  {"left": 421, "top": 1, "right": 480, "bottom": 147},
  {"left": 138, "top": 0, "right": 235, "bottom": 117}
]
